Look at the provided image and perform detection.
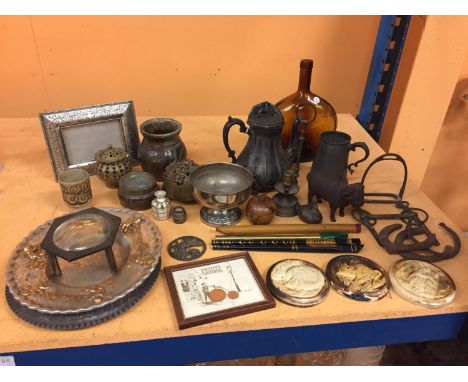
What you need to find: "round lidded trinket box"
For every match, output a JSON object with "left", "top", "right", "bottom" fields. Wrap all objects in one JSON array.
[
  {"left": 95, "top": 145, "right": 132, "bottom": 188},
  {"left": 118, "top": 171, "right": 158, "bottom": 210},
  {"left": 326, "top": 255, "right": 388, "bottom": 302},
  {"left": 266, "top": 259, "right": 329, "bottom": 307},
  {"left": 389, "top": 259, "right": 456, "bottom": 308}
]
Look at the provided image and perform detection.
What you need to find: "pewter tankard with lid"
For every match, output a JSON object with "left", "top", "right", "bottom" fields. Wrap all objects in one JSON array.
[{"left": 222, "top": 101, "right": 289, "bottom": 193}]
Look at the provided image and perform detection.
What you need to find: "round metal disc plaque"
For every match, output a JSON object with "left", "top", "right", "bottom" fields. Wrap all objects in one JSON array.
[
  {"left": 389, "top": 259, "right": 456, "bottom": 308},
  {"left": 326, "top": 255, "right": 388, "bottom": 302},
  {"left": 266, "top": 259, "right": 329, "bottom": 307},
  {"left": 167, "top": 236, "right": 206, "bottom": 261}
]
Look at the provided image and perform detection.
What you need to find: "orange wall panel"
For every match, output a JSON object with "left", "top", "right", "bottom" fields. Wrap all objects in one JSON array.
[
  {"left": 0, "top": 16, "right": 379, "bottom": 117},
  {"left": 421, "top": 52, "right": 468, "bottom": 230}
]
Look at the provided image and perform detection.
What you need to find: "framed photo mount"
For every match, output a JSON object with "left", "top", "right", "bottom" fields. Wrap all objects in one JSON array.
[
  {"left": 40, "top": 100, "right": 139, "bottom": 181},
  {"left": 165, "top": 252, "right": 275, "bottom": 329}
]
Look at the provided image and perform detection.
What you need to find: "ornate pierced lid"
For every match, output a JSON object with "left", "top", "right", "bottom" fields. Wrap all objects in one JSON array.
[
  {"left": 247, "top": 101, "right": 284, "bottom": 130},
  {"left": 95, "top": 145, "right": 128, "bottom": 164}
]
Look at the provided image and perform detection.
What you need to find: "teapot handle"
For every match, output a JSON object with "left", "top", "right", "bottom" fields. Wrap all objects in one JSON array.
[
  {"left": 223, "top": 116, "right": 248, "bottom": 164},
  {"left": 347, "top": 142, "right": 369, "bottom": 174}
]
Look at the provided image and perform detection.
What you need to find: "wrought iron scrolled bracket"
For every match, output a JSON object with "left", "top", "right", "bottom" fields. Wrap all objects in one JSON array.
[
  {"left": 361, "top": 153, "right": 408, "bottom": 199},
  {"left": 352, "top": 152, "right": 461, "bottom": 262}
]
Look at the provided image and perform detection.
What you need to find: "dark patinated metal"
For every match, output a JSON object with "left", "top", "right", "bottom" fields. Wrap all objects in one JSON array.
[
  {"left": 95, "top": 145, "right": 132, "bottom": 189},
  {"left": 162, "top": 159, "right": 199, "bottom": 203},
  {"left": 377, "top": 223, "right": 438, "bottom": 253},
  {"left": 394, "top": 223, "right": 461, "bottom": 262},
  {"left": 352, "top": 153, "right": 461, "bottom": 262},
  {"left": 307, "top": 131, "right": 369, "bottom": 221},
  {"left": 41, "top": 208, "right": 121, "bottom": 276},
  {"left": 223, "top": 101, "right": 290, "bottom": 193},
  {"left": 118, "top": 171, "right": 158, "bottom": 210},
  {"left": 172, "top": 206, "right": 187, "bottom": 224},
  {"left": 297, "top": 202, "right": 323, "bottom": 224},
  {"left": 273, "top": 169, "right": 299, "bottom": 217},
  {"left": 167, "top": 236, "right": 206, "bottom": 261}
]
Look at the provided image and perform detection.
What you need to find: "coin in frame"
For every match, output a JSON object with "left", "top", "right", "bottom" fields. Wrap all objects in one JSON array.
[
  {"left": 326, "top": 255, "right": 389, "bottom": 302},
  {"left": 389, "top": 259, "right": 456, "bottom": 308},
  {"left": 266, "top": 259, "right": 329, "bottom": 307}
]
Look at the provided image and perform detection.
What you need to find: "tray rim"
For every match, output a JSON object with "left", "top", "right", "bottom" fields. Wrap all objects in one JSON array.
[{"left": 5, "top": 207, "right": 162, "bottom": 314}]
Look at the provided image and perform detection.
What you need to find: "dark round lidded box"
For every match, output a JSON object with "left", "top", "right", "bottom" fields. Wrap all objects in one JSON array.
[{"left": 118, "top": 171, "right": 158, "bottom": 210}]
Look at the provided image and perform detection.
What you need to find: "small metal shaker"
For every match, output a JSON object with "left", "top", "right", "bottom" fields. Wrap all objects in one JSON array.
[{"left": 151, "top": 190, "right": 171, "bottom": 220}]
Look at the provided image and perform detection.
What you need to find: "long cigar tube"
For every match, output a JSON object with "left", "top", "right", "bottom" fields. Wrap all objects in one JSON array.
[
  {"left": 214, "top": 233, "right": 349, "bottom": 240},
  {"left": 212, "top": 243, "right": 363, "bottom": 254},
  {"left": 216, "top": 224, "right": 361, "bottom": 236}
]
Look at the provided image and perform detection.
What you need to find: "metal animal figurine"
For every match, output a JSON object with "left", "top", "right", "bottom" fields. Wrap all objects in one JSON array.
[
  {"left": 308, "top": 177, "right": 364, "bottom": 222},
  {"left": 306, "top": 131, "right": 369, "bottom": 222},
  {"left": 297, "top": 202, "right": 323, "bottom": 224}
]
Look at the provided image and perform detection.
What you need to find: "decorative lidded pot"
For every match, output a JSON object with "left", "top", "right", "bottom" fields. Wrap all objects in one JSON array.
[
  {"left": 95, "top": 145, "right": 132, "bottom": 188},
  {"left": 151, "top": 190, "right": 171, "bottom": 220},
  {"left": 137, "top": 118, "right": 187, "bottom": 181},
  {"left": 162, "top": 159, "right": 199, "bottom": 203}
]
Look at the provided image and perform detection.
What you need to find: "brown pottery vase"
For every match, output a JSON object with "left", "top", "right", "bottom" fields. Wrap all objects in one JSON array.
[{"left": 137, "top": 118, "right": 187, "bottom": 181}]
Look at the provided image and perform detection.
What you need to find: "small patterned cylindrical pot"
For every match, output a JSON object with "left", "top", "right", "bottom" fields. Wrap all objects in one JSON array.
[
  {"left": 58, "top": 169, "right": 92, "bottom": 208},
  {"left": 95, "top": 145, "right": 132, "bottom": 189}
]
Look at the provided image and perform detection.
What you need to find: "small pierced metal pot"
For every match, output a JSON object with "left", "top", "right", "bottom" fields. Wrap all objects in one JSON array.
[{"left": 95, "top": 145, "right": 132, "bottom": 189}]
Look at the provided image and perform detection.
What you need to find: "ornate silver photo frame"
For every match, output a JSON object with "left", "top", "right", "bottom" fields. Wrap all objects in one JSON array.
[{"left": 40, "top": 100, "right": 139, "bottom": 181}]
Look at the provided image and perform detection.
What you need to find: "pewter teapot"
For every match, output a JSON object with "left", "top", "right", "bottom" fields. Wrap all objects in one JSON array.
[{"left": 223, "top": 101, "right": 294, "bottom": 193}]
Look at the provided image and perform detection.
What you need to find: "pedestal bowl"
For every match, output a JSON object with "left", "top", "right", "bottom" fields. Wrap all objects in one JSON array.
[{"left": 189, "top": 163, "right": 253, "bottom": 226}]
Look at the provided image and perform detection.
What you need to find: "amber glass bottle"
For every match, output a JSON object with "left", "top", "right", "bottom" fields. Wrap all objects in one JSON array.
[{"left": 276, "top": 59, "right": 337, "bottom": 162}]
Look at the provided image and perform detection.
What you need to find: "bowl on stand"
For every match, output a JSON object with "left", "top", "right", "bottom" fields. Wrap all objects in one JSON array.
[{"left": 189, "top": 163, "right": 253, "bottom": 226}]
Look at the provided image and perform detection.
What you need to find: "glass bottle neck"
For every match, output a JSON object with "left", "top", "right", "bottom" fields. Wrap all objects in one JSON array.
[{"left": 297, "top": 67, "right": 312, "bottom": 93}]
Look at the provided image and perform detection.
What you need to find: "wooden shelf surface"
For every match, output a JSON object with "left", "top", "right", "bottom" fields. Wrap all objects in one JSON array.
[{"left": 0, "top": 114, "right": 466, "bottom": 354}]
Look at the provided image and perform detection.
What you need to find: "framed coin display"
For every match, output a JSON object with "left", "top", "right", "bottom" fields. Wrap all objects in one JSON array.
[
  {"left": 165, "top": 252, "right": 275, "bottom": 329},
  {"left": 389, "top": 259, "right": 456, "bottom": 308},
  {"left": 266, "top": 259, "right": 329, "bottom": 307},
  {"left": 326, "top": 255, "right": 388, "bottom": 302}
]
